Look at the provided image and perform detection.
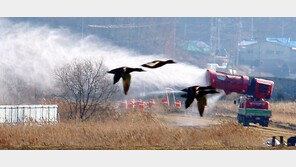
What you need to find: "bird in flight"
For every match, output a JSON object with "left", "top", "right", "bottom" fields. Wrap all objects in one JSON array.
[
  {"left": 181, "top": 86, "right": 220, "bottom": 117},
  {"left": 141, "top": 60, "right": 176, "bottom": 69},
  {"left": 108, "top": 66, "right": 145, "bottom": 95}
]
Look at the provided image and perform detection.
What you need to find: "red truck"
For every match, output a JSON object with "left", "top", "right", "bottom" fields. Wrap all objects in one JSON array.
[{"left": 207, "top": 70, "right": 274, "bottom": 127}]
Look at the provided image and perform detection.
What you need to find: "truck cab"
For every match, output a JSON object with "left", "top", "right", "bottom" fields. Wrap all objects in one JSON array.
[{"left": 235, "top": 96, "right": 271, "bottom": 127}]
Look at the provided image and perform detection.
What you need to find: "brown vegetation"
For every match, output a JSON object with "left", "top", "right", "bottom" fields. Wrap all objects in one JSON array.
[
  {"left": 2, "top": 98, "right": 293, "bottom": 150},
  {"left": 0, "top": 108, "right": 264, "bottom": 149},
  {"left": 269, "top": 102, "right": 296, "bottom": 124}
]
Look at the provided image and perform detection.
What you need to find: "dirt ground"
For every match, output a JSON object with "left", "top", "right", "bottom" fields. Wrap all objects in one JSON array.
[{"left": 157, "top": 111, "right": 296, "bottom": 149}]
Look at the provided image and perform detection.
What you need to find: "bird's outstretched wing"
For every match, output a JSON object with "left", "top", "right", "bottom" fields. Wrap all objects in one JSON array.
[
  {"left": 122, "top": 73, "right": 131, "bottom": 95},
  {"left": 141, "top": 61, "right": 160, "bottom": 68},
  {"left": 108, "top": 68, "right": 123, "bottom": 84},
  {"left": 185, "top": 97, "right": 194, "bottom": 109},
  {"left": 181, "top": 94, "right": 187, "bottom": 98},
  {"left": 126, "top": 67, "right": 145, "bottom": 73},
  {"left": 197, "top": 86, "right": 215, "bottom": 91},
  {"left": 197, "top": 96, "right": 207, "bottom": 117},
  {"left": 113, "top": 72, "right": 121, "bottom": 84}
]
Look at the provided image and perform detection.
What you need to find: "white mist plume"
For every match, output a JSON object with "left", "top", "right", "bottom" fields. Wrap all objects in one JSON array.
[
  {"left": 185, "top": 92, "right": 224, "bottom": 115},
  {"left": 206, "top": 92, "right": 225, "bottom": 111},
  {"left": 0, "top": 19, "right": 207, "bottom": 103},
  {"left": 175, "top": 92, "right": 224, "bottom": 127},
  {"left": 185, "top": 92, "right": 225, "bottom": 115}
]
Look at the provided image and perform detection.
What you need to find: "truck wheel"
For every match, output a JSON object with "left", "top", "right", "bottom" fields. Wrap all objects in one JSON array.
[
  {"left": 242, "top": 116, "right": 249, "bottom": 126},
  {"left": 237, "top": 115, "right": 242, "bottom": 124},
  {"left": 261, "top": 120, "right": 269, "bottom": 127},
  {"left": 243, "top": 121, "right": 249, "bottom": 126}
]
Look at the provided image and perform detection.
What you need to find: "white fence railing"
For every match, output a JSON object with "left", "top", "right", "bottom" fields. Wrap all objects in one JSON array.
[{"left": 0, "top": 105, "right": 59, "bottom": 124}]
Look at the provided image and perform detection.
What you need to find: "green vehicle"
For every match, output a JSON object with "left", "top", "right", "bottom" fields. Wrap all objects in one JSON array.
[{"left": 235, "top": 97, "right": 271, "bottom": 127}]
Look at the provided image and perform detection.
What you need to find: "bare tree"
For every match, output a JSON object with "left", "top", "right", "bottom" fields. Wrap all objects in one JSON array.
[{"left": 54, "top": 59, "right": 119, "bottom": 121}]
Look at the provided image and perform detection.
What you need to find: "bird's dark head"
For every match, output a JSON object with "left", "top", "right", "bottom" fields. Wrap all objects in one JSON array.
[
  {"left": 181, "top": 88, "right": 188, "bottom": 92},
  {"left": 107, "top": 69, "right": 115, "bottom": 74},
  {"left": 166, "top": 60, "right": 176, "bottom": 64}
]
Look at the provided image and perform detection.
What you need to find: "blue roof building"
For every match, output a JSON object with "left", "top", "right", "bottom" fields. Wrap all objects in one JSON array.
[
  {"left": 239, "top": 37, "right": 296, "bottom": 49},
  {"left": 238, "top": 37, "right": 296, "bottom": 77}
]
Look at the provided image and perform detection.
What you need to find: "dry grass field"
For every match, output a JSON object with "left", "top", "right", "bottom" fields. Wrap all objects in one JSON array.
[
  {"left": 269, "top": 102, "right": 296, "bottom": 124},
  {"left": 0, "top": 110, "right": 265, "bottom": 150},
  {"left": 0, "top": 99, "right": 295, "bottom": 150}
]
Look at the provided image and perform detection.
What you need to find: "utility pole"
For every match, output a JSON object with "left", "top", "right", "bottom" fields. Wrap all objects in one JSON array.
[
  {"left": 214, "top": 18, "right": 221, "bottom": 64},
  {"left": 237, "top": 18, "right": 242, "bottom": 66},
  {"left": 258, "top": 38, "right": 262, "bottom": 76},
  {"left": 210, "top": 17, "right": 215, "bottom": 58},
  {"left": 281, "top": 19, "right": 284, "bottom": 37},
  {"left": 251, "top": 17, "right": 254, "bottom": 39},
  {"left": 217, "top": 18, "right": 221, "bottom": 54},
  {"left": 184, "top": 23, "right": 187, "bottom": 39},
  {"left": 173, "top": 21, "right": 176, "bottom": 59},
  {"left": 210, "top": 17, "right": 219, "bottom": 64},
  {"left": 81, "top": 17, "right": 84, "bottom": 39},
  {"left": 128, "top": 18, "right": 131, "bottom": 49}
]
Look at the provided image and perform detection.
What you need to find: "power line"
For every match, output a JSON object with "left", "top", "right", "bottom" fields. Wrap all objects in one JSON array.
[{"left": 88, "top": 22, "right": 174, "bottom": 29}]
